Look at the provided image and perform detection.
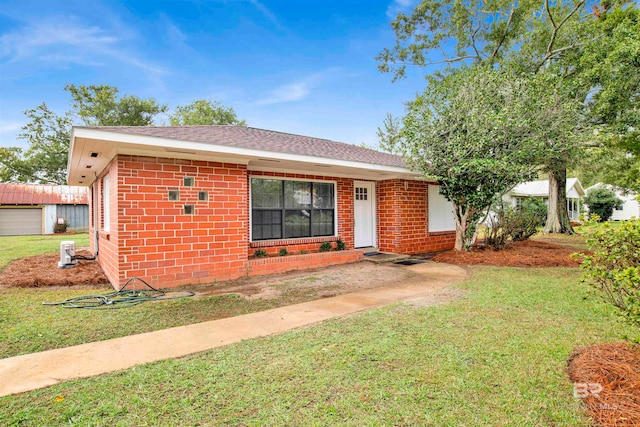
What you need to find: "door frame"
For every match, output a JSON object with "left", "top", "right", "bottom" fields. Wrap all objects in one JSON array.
[{"left": 353, "top": 181, "right": 376, "bottom": 248}]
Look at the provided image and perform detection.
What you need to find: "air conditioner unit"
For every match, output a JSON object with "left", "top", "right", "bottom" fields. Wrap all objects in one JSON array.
[{"left": 58, "top": 241, "right": 77, "bottom": 269}]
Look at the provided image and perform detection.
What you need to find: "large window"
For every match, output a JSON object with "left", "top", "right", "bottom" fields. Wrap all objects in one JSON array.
[{"left": 251, "top": 178, "right": 335, "bottom": 240}]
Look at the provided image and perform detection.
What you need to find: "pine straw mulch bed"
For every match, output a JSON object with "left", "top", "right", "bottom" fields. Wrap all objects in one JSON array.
[
  {"left": 432, "top": 239, "right": 582, "bottom": 267},
  {"left": 0, "top": 250, "right": 109, "bottom": 288},
  {"left": 568, "top": 342, "right": 640, "bottom": 427}
]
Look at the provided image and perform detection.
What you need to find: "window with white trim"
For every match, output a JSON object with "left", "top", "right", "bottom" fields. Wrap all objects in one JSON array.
[
  {"left": 103, "top": 175, "right": 110, "bottom": 232},
  {"left": 251, "top": 178, "right": 335, "bottom": 240}
]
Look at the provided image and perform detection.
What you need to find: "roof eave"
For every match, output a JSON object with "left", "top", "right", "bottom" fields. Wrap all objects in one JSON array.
[{"left": 70, "top": 127, "right": 415, "bottom": 181}]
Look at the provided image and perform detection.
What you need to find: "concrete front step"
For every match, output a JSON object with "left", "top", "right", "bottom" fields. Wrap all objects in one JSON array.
[{"left": 362, "top": 252, "right": 411, "bottom": 264}]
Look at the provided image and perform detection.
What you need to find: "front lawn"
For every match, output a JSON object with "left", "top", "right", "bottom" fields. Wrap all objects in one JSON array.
[
  {"left": 0, "top": 233, "right": 89, "bottom": 270},
  {"left": 1, "top": 266, "right": 633, "bottom": 426},
  {"left": 0, "top": 290, "right": 280, "bottom": 359}
]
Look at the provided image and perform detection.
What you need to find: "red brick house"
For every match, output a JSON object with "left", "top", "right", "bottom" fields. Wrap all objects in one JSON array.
[{"left": 67, "top": 126, "right": 455, "bottom": 288}]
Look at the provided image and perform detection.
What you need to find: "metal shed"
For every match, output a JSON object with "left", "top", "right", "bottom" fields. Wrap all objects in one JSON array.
[{"left": 0, "top": 184, "right": 89, "bottom": 236}]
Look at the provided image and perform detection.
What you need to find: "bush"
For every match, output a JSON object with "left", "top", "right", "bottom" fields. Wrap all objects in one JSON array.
[
  {"left": 336, "top": 239, "right": 346, "bottom": 251},
  {"left": 253, "top": 249, "right": 267, "bottom": 258},
  {"left": 517, "top": 197, "right": 547, "bottom": 226},
  {"left": 319, "top": 242, "right": 332, "bottom": 252},
  {"left": 53, "top": 220, "right": 68, "bottom": 234},
  {"left": 578, "top": 220, "right": 640, "bottom": 338},
  {"left": 584, "top": 187, "right": 622, "bottom": 222},
  {"left": 278, "top": 248, "right": 288, "bottom": 257},
  {"left": 485, "top": 206, "right": 543, "bottom": 250}
]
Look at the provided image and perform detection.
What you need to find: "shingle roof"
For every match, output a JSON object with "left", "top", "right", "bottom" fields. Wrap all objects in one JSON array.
[
  {"left": 0, "top": 184, "right": 88, "bottom": 205},
  {"left": 83, "top": 125, "right": 407, "bottom": 168}
]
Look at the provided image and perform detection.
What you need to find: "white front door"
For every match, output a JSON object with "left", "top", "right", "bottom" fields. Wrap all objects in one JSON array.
[{"left": 354, "top": 181, "right": 375, "bottom": 248}]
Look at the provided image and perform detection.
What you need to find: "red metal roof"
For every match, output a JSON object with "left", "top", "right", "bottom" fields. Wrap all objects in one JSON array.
[{"left": 0, "top": 184, "right": 88, "bottom": 205}]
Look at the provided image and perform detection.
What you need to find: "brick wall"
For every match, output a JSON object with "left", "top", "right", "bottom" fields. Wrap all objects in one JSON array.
[
  {"left": 91, "top": 158, "right": 455, "bottom": 289},
  {"left": 248, "top": 249, "right": 363, "bottom": 276},
  {"left": 92, "top": 159, "right": 120, "bottom": 286},
  {"left": 100, "top": 155, "right": 249, "bottom": 288},
  {"left": 377, "top": 179, "right": 455, "bottom": 254}
]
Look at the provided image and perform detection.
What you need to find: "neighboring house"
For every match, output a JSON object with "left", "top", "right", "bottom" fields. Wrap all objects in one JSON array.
[
  {"left": 67, "top": 125, "right": 457, "bottom": 289},
  {"left": 586, "top": 183, "right": 639, "bottom": 221},
  {"left": 503, "top": 178, "right": 585, "bottom": 221},
  {"left": 0, "top": 183, "right": 89, "bottom": 236}
]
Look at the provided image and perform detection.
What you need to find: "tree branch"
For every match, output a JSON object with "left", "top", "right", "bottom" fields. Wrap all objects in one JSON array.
[
  {"left": 490, "top": 5, "right": 515, "bottom": 61},
  {"left": 391, "top": 55, "right": 479, "bottom": 68},
  {"left": 544, "top": 0, "right": 585, "bottom": 63},
  {"left": 536, "top": 34, "right": 602, "bottom": 72},
  {"left": 470, "top": 24, "right": 485, "bottom": 61}
]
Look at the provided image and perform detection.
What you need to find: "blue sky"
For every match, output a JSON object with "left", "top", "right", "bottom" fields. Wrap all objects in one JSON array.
[{"left": 0, "top": 0, "right": 429, "bottom": 150}]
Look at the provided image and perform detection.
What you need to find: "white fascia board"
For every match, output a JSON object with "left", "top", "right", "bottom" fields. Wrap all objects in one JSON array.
[
  {"left": 72, "top": 128, "right": 412, "bottom": 176},
  {"left": 66, "top": 128, "right": 78, "bottom": 184}
]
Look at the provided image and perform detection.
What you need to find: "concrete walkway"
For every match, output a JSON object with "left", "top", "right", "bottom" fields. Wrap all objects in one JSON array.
[{"left": 0, "top": 261, "right": 467, "bottom": 397}]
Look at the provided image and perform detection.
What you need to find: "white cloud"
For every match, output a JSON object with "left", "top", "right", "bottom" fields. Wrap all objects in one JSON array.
[
  {"left": 0, "top": 120, "right": 23, "bottom": 133},
  {"left": 1, "top": 19, "right": 117, "bottom": 59},
  {"left": 386, "top": 0, "right": 416, "bottom": 19},
  {"left": 254, "top": 68, "right": 341, "bottom": 106},
  {"left": 0, "top": 16, "right": 167, "bottom": 85},
  {"left": 159, "top": 13, "right": 187, "bottom": 46},
  {"left": 255, "top": 82, "right": 311, "bottom": 106},
  {"left": 247, "top": 0, "right": 286, "bottom": 31}
]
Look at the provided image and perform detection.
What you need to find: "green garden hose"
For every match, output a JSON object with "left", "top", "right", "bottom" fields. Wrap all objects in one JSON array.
[{"left": 43, "top": 277, "right": 195, "bottom": 309}]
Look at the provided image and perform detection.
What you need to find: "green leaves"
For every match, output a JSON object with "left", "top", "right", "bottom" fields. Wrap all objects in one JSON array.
[
  {"left": 380, "top": 65, "right": 548, "bottom": 249},
  {"left": 579, "top": 220, "right": 640, "bottom": 337},
  {"left": 64, "top": 84, "right": 168, "bottom": 127},
  {"left": 168, "top": 99, "right": 246, "bottom": 126},
  {"left": 1, "top": 86, "right": 247, "bottom": 184},
  {"left": 584, "top": 186, "right": 623, "bottom": 221},
  {"left": 0, "top": 103, "right": 73, "bottom": 184},
  {"left": 377, "top": 0, "right": 579, "bottom": 80}
]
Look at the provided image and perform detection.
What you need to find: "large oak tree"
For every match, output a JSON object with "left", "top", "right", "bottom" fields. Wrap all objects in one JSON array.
[{"left": 378, "top": 0, "right": 634, "bottom": 233}]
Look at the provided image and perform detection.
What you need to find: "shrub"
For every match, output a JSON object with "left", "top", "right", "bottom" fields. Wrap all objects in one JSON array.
[
  {"left": 584, "top": 187, "right": 622, "bottom": 222},
  {"left": 299, "top": 250, "right": 308, "bottom": 255},
  {"left": 253, "top": 249, "right": 267, "bottom": 258},
  {"left": 278, "top": 248, "right": 288, "bottom": 257},
  {"left": 319, "top": 242, "right": 332, "bottom": 252},
  {"left": 485, "top": 206, "right": 543, "bottom": 250},
  {"left": 336, "top": 239, "right": 346, "bottom": 251},
  {"left": 577, "top": 220, "right": 640, "bottom": 338},
  {"left": 517, "top": 197, "right": 547, "bottom": 226},
  {"left": 485, "top": 212, "right": 510, "bottom": 250},
  {"left": 54, "top": 220, "right": 68, "bottom": 234}
]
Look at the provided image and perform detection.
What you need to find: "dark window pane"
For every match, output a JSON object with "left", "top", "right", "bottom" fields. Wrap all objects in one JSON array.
[
  {"left": 252, "top": 210, "right": 282, "bottom": 240},
  {"left": 312, "top": 209, "right": 334, "bottom": 236},
  {"left": 252, "top": 179, "right": 283, "bottom": 208},
  {"left": 284, "top": 210, "right": 310, "bottom": 238},
  {"left": 285, "top": 181, "right": 311, "bottom": 209},
  {"left": 313, "top": 183, "right": 334, "bottom": 208}
]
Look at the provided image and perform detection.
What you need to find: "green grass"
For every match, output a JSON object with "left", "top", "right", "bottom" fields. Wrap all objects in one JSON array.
[
  {"left": 1, "top": 266, "right": 633, "bottom": 426},
  {"left": 0, "top": 233, "right": 90, "bottom": 270},
  {"left": 0, "top": 290, "right": 282, "bottom": 359}
]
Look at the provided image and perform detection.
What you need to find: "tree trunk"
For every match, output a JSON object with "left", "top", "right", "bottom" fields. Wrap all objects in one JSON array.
[
  {"left": 454, "top": 217, "right": 466, "bottom": 251},
  {"left": 453, "top": 203, "right": 477, "bottom": 251},
  {"left": 543, "top": 166, "right": 574, "bottom": 234}
]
